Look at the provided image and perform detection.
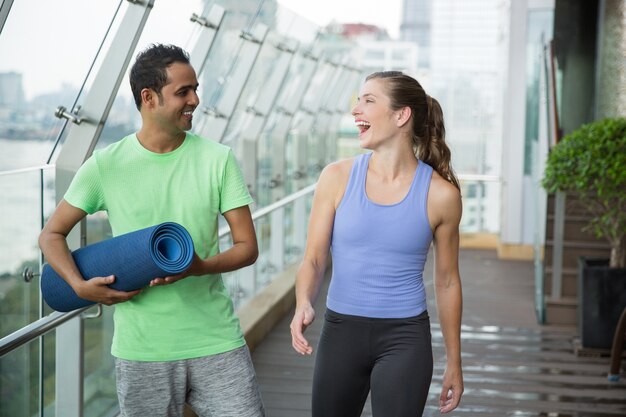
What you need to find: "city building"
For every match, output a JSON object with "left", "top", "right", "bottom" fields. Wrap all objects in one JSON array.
[
  {"left": 400, "top": 0, "right": 432, "bottom": 68},
  {"left": 0, "top": 71, "right": 25, "bottom": 108}
]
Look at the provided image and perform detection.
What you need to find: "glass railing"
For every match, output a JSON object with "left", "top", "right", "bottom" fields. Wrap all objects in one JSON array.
[
  {"left": 0, "top": 167, "right": 502, "bottom": 417},
  {"left": 0, "top": 165, "right": 55, "bottom": 416},
  {"left": 223, "top": 184, "right": 314, "bottom": 309},
  {"left": 0, "top": 183, "right": 315, "bottom": 416},
  {"left": 457, "top": 174, "right": 501, "bottom": 235}
]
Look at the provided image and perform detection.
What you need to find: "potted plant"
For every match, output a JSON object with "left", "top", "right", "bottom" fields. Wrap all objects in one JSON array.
[{"left": 542, "top": 117, "right": 626, "bottom": 349}]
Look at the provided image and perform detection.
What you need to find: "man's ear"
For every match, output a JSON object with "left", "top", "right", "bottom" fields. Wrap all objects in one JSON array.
[
  {"left": 396, "top": 106, "right": 412, "bottom": 128},
  {"left": 140, "top": 88, "right": 156, "bottom": 109}
]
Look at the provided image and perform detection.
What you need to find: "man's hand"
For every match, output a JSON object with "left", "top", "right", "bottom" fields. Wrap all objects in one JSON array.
[
  {"left": 149, "top": 253, "right": 206, "bottom": 287},
  {"left": 75, "top": 275, "right": 141, "bottom": 305}
]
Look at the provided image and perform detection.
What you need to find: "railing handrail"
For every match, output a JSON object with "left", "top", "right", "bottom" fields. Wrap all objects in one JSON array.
[
  {"left": 0, "top": 166, "right": 499, "bottom": 182},
  {"left": 0, "top": 163, "right": 55, "bottom": 177},
  {"left": 458, "top": 174, "right": 500, "bottom": 182},
  {"left": 0, "top": 307, "right": 90, "bottom": 357},
  {"left": 217, "top": 183, "right": 317, "bottom": 237},
  {"left": 0, "top": 183, "right": 318, "bottom": 358}
]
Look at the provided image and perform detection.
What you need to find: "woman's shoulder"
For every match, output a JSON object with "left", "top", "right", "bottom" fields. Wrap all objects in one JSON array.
[
  {"left": 321, "top": 157, "right": 357, "bottom": 180},
  {"left": 429, "top": 170, "right": 461, "bottom": 200},
  {"left": 316, "top": 157, "right": 358, "bottom": 206},
  {"left": 428, "top": 170, "right": 462, "bottom": 224}
]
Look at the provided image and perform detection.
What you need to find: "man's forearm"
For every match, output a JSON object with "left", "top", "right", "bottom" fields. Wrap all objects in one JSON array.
[
  {"left": 39, "top": 231, "right": 85, "bottom": 290},
  {"left": 201, "top": 241, "right": 258, "bottom": 274}
]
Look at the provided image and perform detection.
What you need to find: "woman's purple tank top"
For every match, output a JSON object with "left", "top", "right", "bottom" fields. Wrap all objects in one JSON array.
[{"left": 327, "top": 152, "right": 434, "bottom": 318}]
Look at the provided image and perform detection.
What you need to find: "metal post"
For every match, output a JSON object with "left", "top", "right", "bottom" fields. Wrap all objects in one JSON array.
[
  {"left": 551, "top": 190, "right": 565, "bottom": 298},
  {"left": 270, "top": 207, "right": 285, "bottom": 274}
]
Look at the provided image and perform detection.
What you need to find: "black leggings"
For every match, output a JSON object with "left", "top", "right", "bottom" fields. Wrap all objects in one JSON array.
[{"left": 312, "top": 309, "right": 433, "bottom": 417}]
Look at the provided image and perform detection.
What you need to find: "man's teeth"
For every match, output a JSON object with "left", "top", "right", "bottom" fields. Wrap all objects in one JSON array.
[{"left": 355, "top": 121, "right": 370, "bottom": 127}]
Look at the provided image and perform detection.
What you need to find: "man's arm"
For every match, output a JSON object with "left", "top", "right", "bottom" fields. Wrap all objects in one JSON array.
[
  {"left": 39, "top": 200, "right": 141, "bottom": 305},
  {"left": 150, "top": 205, "right": 258, "bottom": 285},
  {"left": 203, "top": 204, "right": 258, "bottom": 273}
]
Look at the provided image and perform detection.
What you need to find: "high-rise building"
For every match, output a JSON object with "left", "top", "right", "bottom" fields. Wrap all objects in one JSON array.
[
  {"left": 425, "top": 0, "right": 508, "bottom": 233},
  {"left": 0, "top": 71, "right": 25, "bottom": 108},
  {"left": 400, "top": 0, "right": 432, "bottom": 68}
]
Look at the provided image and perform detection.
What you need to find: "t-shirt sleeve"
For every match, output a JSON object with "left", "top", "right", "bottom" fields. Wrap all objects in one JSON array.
[
  {"left": 219, "top": 149, "right": 253, "bottom": 214},
  {"left": 63, "top": 154, "right": 105, "bottom": 214}
]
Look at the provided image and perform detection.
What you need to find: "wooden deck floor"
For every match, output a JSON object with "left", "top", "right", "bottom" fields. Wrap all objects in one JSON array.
[{"left": 251, "top": 249, "right": 626, "bottom": 417}]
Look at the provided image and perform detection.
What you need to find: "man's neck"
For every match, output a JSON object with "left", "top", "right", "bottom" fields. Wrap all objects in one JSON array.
[{"left": 136, "top": 127, "right": 186, "bottom": 154}]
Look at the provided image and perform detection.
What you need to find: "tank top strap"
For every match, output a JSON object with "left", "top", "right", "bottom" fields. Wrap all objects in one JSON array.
[
  {"left": 412, "top": 160, "right": 434, "bottom": 219},
  {"left": 338, "top": 153, "right": 370, "bottom": 209}
]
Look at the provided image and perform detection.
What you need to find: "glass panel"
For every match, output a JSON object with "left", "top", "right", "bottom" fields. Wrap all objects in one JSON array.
[
  {"left": 283, "top": 203, "right": 305, "bottom": 266},
  {"left": 283, "top": 204, "right": 297, "bottom": 265},
  {"left": 458, "top": 179, "right": 501, "bottom": 234},
  {"left": 257, "top": 129, "right": 275, "bottom": 207},
  {"left": 0, "top": 340, "right": 41, "bottom": 417},
  {"left": 42, "top": 331, "right": 57, "bottom": 417},
  {"left": 208, "top": 0, "right": 273, "bottom": 32},
  {"left": 221, "top": 30, "right": 292, "bottom": 206},
  {"left": 0, "top": 0, "right": 123, "bottom": 169},
  {"left": 82, "top": 215, "right": 116, "bottom": 417},
  {"left": 0, "top": 164, "right": 56, "bottom": 416},
  {"left": 223, "top": 229, "right": 255, "bottom": 311},
  {"left": 0, "top": 169, "right": 46, "bottom": 338},
  {"left": 286, "top": 118, "right": 321, "bottom": 191},
  {"left": 428, "top": 0, "right": 505, "bottom": 237},
  {"left": 193, "top": 3, "right": 266, "bottom": 134},
  {"left": 255, "top": 216, "right": 273, "bottom": 290},
  {"left": 274, "top": 5, "right": 318, "bottom": 46},
  {"left": 524, "top": 9, "right": 554, "bottom": 175},
  {"left": 301, "top": 61, "right": 333, "bottom": 112},
  {"left": 309, "top": 117, "right": 329, "bottom": 177}
]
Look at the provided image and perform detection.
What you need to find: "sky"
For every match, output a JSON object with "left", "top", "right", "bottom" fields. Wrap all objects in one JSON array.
[
  {"left": 0, "top": 0, "right": 403, "bottom": 99},
  {"left": 277, "top": 0, "right": 403, "bottom": 38}
]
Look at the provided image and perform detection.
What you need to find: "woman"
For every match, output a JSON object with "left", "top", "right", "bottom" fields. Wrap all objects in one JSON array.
[{"left": 290, "top": 71, "right": 463, "bottom": 416}]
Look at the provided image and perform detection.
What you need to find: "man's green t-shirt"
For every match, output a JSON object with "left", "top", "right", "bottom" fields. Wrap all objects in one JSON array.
[{"left": 64, "top": 132, "right": 253, "bottom": 361}]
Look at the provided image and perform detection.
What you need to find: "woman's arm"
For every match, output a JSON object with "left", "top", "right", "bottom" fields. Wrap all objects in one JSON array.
[
  {"left": 290, "top": 161, "right": 350, "bottom": 355},
  {"left": 429, "top": 176, "right": 464, "bottom": 413}
]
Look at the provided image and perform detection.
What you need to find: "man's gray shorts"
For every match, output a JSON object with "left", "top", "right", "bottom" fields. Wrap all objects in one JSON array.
[{"left": 115, "top": 345, "right": 265, "bottom": 417}]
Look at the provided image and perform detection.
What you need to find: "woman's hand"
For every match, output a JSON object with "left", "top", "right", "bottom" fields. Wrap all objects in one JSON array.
[
  {"left": 439, "top": 364, "right": 464, "bottom": 413},
  {"left": 290, "top": 304, "right": 316, "bottom": 355}
]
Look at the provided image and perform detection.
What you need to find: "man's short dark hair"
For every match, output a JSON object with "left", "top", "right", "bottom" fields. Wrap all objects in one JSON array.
[{"left": 130, "top": 44, "right": 191, "bottom": 110}]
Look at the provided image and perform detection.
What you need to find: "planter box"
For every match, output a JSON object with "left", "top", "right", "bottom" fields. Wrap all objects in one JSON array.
[{"left": 578, "top": 257, "right": 626, "bottom": 349}]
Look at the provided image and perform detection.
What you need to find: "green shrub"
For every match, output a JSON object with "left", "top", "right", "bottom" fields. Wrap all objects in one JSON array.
[{"left": 542, "top": 117, "right": 626, "bottom": 268}]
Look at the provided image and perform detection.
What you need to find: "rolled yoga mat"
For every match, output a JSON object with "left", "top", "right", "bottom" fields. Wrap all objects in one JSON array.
[{"left": 41, "top": 222, "right": 195, "bottom": 312}]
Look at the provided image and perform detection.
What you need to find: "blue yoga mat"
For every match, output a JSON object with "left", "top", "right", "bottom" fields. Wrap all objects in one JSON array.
[{"left": 41, "top": 222, "right": 195, "bottom": 312}]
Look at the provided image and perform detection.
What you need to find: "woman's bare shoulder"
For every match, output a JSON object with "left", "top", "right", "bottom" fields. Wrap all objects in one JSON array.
[
  {"left": 429, "top": 170, "right": 461, "bottom": 202},
  {"left": 428, "top": 170, "right": 462, "bottom": 226},
  {"left": 320, "top": 157, "right": 356, "bottom": 183},
  {"left": 317, "top": 157, "right": 358, "bottom": 207}
]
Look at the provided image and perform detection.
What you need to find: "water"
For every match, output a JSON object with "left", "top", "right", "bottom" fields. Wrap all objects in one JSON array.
[{"left": 0, "top": 138, "right": 56, "bottom": 275}]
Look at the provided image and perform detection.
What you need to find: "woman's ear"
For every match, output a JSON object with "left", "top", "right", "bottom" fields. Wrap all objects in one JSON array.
[{"left": 396, "top": 106, "right": 412, "bottom": 128}]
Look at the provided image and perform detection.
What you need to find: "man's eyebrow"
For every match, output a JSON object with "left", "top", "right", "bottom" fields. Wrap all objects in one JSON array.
[{"left": 176, "top": 83, "right": 199, "bottom": 91}]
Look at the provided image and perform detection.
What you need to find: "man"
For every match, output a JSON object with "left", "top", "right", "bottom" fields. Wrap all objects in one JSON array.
[{"left": 39, "top": 44, "right": 265, "bottom": 417}]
